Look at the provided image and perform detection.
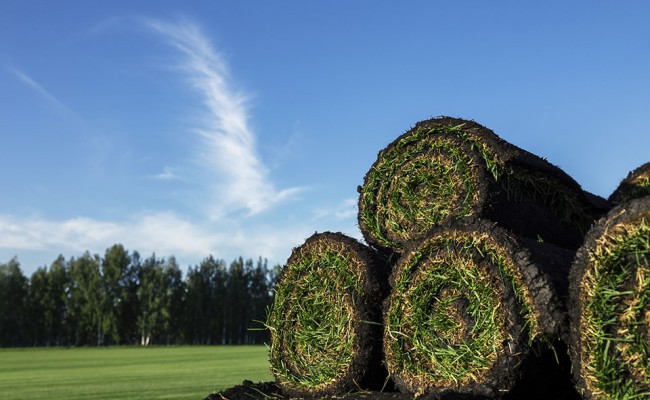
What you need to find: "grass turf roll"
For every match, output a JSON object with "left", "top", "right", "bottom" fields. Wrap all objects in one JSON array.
[
  {"left": 609, "top": 162, "right": 650, "bottom": 204},
  {"left": 358, "top": 116, "right": 600, "bottom": 252},
  {"left": 569, "top": 196, "right": 650, "bottom": 400},
  {"left": 267, "top": 232, "right": 389, "bottom": 397},
  {"left": 384, "top": 219, "right": 574, "bottom": 398}
]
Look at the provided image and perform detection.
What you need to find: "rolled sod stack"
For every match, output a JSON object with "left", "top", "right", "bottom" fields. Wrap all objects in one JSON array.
[
  {"left": 267, "top": 232, "right": 389, "bottom": 397},
  {"left": 384, "top": 219, "right": 574, "bottom": 397},
  {"left": 358, "top": 116, "right": 600, "bottom": 253},
  {"left": 569, "top": 195, "right": 650, "bottom": 399}
]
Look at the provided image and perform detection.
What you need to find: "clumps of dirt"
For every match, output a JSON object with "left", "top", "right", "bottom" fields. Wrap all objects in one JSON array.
[
  {"left": 207, "top": 373, "right": 582, "bottom": 400},
  {"left": 204, "top": 381, "right": 282, "bottom": 399}
]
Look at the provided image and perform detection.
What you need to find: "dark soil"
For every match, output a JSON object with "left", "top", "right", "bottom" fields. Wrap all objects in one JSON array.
[
  {"left": 206, "top": 345, "right": 581, "bottom": 400},
  {"left": 205, "top": 375, "right": 581, "bottom": 400}
]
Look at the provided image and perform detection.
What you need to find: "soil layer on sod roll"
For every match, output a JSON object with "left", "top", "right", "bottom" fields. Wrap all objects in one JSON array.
[
  {"left": 267, "top": 232, "right": 390, "bottom": 398},
  {"left": 569, "top": 196, "right": 650, "bottom": 400},
  {"left": 383, "top": 219, "right": 574, "bottom": 398},
  {"left": 609, "top": 162, "right": 650, "bottom": 204},
  {"left": 358, "top": 116, "right": 601, "bottom": 253}
]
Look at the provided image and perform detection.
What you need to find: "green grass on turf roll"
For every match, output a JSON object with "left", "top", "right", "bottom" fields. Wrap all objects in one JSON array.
[
  {"left": 569, "top": 196, "right": 650, "bottom": 400},
  {"left": 384, "top": 219, "right": 572, "bottom": 398},
  {"left": 358, "top": 116, "right": 599, "bottom": 252},
  {"left": 267, "top": 232, "right": 389, "bottom": 398}
]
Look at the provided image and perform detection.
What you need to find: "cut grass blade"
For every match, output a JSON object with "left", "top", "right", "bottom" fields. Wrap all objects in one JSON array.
[
  {"left": 358, "top": 116, "right": 601, "bottom": 253},
  {"left": 267, "top": 232, "right": 389, "bottom": 398},
  {"left": 569, "top": 196, "right": 650, "bottom": 399},
  {"left": 384, "top": 219, "right": 572, "bottom": 397}
]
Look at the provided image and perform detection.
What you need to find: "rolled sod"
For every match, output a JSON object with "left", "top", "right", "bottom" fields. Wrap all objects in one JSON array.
[
  {"left": 267, "top": 232, "right": 389, "bottom": 397},
  {"left": 384, "top": 219, "right": 574, "bottom": 398},
  {"left": 358, "top": 116, "right": 600, "bottom": 252},
  {"left": 569, "top": 196, "right": 650, "bottom": 399},
  {"left": 609, "top": 162, "right": 650, "bottom": 204}
]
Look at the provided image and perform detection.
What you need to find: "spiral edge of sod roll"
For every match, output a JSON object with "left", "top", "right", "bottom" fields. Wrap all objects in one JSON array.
[
  {"left": 384, "top": 219, "right": 572, "bottom": 398},
  {"left": 267, "top": 232, "right": 389, "bottom": 398},
  {"left": 569, "top": 196, "right": 650, "bottom": 400},
  {"left": 609, "top": 162, "right": 650, "bottom": 204},
  {"left": 358, "top": 116, "right": 599, "bottom": 252}
]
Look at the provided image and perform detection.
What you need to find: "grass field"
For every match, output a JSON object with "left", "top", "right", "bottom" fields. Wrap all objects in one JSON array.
[{"left": 0, "top": 345, "right": 272, "bottom": 400}]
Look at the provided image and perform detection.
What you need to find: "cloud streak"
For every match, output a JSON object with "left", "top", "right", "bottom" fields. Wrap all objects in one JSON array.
[
  {"left": 154, "top": 166, "right": 181, "bottom": 180},
  {"left": 312, "top": 197, "right": 358, "bottom": 220},
  {"left": 146, "top": 18, "right": 301, "bottom": 217},
  {"left": 8, "top": 67, "right": 79, "bottom": 119}
]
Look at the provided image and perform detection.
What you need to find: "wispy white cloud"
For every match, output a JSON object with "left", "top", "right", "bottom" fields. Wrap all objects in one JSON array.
[
  {"left": 88, "top": 15, "right": 136, "bottom": 36},
  {"left": 0, "top": 213, "right": 311, "bottom": 266},
  {"left": 312, "top": 197, "right": 358, "bottom": 220},
  {"left": 0, "top": 213, "right": 212, "bottom": 257},
  {"left": 8, "top": 67, "right": 79, "bottom": 119},
  {"left": 307, "top": 197, "right": 364, "bottom": 244},
  {"left": 146, "top": 18, "right": 302, "bottom": 217},
  {"left": 153, "top": 166, "right": 180, "bottom": 180},
  {"left": 333, "top": 198, "right": 358, "bottom": 220}
]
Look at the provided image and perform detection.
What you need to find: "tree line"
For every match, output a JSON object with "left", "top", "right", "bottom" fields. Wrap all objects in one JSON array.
[{"left": 0, "top": 244, "right": 281, "bottom": 348}]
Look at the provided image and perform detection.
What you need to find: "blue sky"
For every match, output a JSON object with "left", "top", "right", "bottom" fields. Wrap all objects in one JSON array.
[{"left": 2, "top": 1, "right": 649, "bottom": 275}]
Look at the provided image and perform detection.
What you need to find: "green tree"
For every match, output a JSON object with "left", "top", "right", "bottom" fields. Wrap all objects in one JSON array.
[
  {"left": 67, "top": 252, "right": 104, "bottom": 346},
  {"left": 136, "top": 254, "right": 173, "bottom": 346},
  {"left": 2, "top": 249, "right": 282, "bottom": 347},
  {"left": 0, "top": 258, "right": 28, "bottom": 347},
  {"left": 162, "top": 256, "right": 185, "bottom": 344},
  {"left": 119, "top": 251, "right": 141, "bottom": 344},
  {"left": 224, "top": 257, "right": 251, "bottom": 344},
  {"left": 182, "top": 265, "right": 201, "bottom": 344},
  {"left": 26, "top": 267, "right": 49, "bottom": 345},
  {"left": 101, "top": 244, "right": 131, "bottom": 344},
  {"left": 45, "top": 255, "right": 70, "bottom": 346},
  {"left": 183, "top": 256, "right": 226, "bottom": 344},
  {"left": 247, "top": 257, "right": 273, "bottom": 344}
]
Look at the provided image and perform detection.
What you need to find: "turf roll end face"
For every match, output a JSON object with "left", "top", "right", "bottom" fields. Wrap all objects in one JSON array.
[
  {"left": 384, "top": 220, "right": 571, "bottom": 397},
  {"left": 569, "top": 196, "right": 650, "bottom": 399},
  {"left": 267, "top": 232, "right": 388, "bottom": 398},
  {"left": 358, "top": 116, "right": 598, "bottom": 252}
]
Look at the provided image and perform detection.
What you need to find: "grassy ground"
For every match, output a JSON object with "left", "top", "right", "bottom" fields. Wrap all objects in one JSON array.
[{"left": 0, "top": 345, "right": 272, "bottom": 400}]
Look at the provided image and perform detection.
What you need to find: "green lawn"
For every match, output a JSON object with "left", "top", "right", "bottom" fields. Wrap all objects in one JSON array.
[{"left": 0, "top": 345, "right": 272, "bottom": 400}]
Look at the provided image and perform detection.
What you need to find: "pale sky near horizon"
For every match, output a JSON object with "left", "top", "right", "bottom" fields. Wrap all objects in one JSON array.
[{"left": 2, "top": 1, "right": 649, "bottom": 275}]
